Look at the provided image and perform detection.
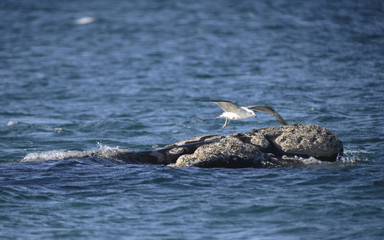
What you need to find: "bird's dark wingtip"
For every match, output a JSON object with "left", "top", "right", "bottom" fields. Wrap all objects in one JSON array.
[
  {"left": 208, "top": 100, "right": 233, "bottom": 103},
  {"left": 193, "top": 99, "right": 230, "bottom": 103}
]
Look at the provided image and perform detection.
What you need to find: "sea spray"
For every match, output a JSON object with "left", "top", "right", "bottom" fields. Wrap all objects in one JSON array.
[{"left": 22, "top": 142, "right": 121, "bottom": 162}]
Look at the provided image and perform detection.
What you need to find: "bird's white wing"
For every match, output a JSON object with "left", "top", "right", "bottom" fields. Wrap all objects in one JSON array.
[
  {"left": 247, "top": 105, "right": 288, "bottom": 125},
  {"left": 210, "top": 100, "right": 240, "bottom": 112}
]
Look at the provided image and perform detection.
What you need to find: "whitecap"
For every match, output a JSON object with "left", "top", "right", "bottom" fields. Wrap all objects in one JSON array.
[
  {"left": 22, "top": 143, "right": 121, "bottom": 162},
  {"left": 74, "top": 17, "right": 95, "bottom": 25},
  {"left": 280, "top": 154, "right": 359, "bottom": 168},
  {"left": 6, "top": 121, "right": 18, "bottom": 126}
]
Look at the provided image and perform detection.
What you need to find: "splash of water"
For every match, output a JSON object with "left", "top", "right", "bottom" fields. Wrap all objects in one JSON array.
[{"left": 21, "top": 142, "right": 120, "bottom": 162}]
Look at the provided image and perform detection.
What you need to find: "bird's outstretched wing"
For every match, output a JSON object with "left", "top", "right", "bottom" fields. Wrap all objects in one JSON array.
[
  {"left": 209, "top": 100, "right": 240, "bottom": 112},
  {"left": 247, "top": 105, "right": 287, "bottom": 125}
]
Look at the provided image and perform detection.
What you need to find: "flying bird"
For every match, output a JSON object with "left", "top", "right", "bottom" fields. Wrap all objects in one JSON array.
[{"left": 210, "top": 100, "right": 287, "bottom": 128}]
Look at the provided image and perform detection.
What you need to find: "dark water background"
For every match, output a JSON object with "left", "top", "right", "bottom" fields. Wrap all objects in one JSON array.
[{"left": 1, "top": 0, "right": 384, "bottom": 239}]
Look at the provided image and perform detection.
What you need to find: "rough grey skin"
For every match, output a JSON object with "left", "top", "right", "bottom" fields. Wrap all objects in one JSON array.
[
  {"left": 171, "top": 135, "right": 267, "bottom": 168},
  {"left": 171, "top": 124, "right": 343, "bottom": 167},
  {"left": 247, "top": 123, "right": 343, "bottom": 161}
]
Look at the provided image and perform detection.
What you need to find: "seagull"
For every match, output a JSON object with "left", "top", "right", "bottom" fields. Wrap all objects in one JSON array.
[{"left": 210, "top": 100, "right": 287, "bottom": 128}]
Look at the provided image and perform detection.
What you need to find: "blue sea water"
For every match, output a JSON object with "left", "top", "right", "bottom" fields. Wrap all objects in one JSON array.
[{"left": 1, "top": 0, "right": 384, "bottom": 239}]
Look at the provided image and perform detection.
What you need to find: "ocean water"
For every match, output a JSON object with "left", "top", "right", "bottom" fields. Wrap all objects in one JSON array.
[{"left": 1, "top": 0, "right": 384, "bottom": 239}]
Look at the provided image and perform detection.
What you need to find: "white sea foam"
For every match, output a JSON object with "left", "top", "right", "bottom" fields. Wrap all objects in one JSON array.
[
  {"left": 22, "top": 143, "right": 120, "bottom": 162},
  {"left": 281, "top": 153, "right": 364, "bottom": 168},
  {"left": 74, "top": 17, "right": 95, "bottom": 25},
  {"left": 339, "top": 150, "right": 369, "bottom": 164},
  {"left": 6, "top": 121, "right": 18, "bottom": 126}
]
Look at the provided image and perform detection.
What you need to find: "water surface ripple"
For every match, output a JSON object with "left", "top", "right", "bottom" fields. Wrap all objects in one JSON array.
[{"left": 1, "top": 0, "right": 384, "bottom": 239}]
